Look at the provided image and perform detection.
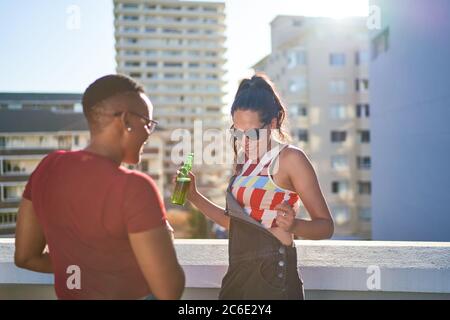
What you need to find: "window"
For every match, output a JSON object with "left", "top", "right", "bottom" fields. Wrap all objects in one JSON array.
[
  {"left": 296, "top": 129, "right": 309, "bottom": 142},
  {"left": 123, "top": 3, "right": 139, "bottom": 9},
  {"left": 164, "top": 50, "right": 182, "bottom": 56},
  {"left": 125, "top": 50, "right": 139, "bottom": 56},
  {"left": 188, "top": 73, "right": 201, "bottom": 79},
  {"left": 164, "top": 73, "right": 183, "bottom": 79},
  {"left": 145, "top": 27, "right": 156, "bottom": 33},
  {"left": 74, "top": 136, "right": 79, "bottom": 146},
  {"left": 331, "top": 131, "right": 347, "bottom": 143},
  {"left": 372, "top": 28, "right": 389, "bottom": 60},
  {"left": 206, "top": 73, "right": 218, "bottom": 80},
  {"left": 129, "top": 72, "right": 142, "bottom": 78},
  {"left": 140, "top": 160, "right": 149, "bottom": 172},
  {"left": 329, "top": 80, "right": 347, "bottom": 94},
  {"left": 289, "top": 104, "right": 307, "bottom": 117},
  {"left": 123, "top": 15, "right": 139, "bottom": 21},
  {"left": 358, "top": 181, "right": 371, "bottom": 195},
  {"left": 355, "top": 50, "right": 369, "bottom": 65},
  {"left": 164, "top": 62, "right": 182, "bottom": 68},
  {"left": 0, "top": 137, "right": 5, "bottom": 148},
  {"left": 330, "top": 104, "right": 348, "bottom": 119},
  {"left": 126, "top": 38, "right": 138, "bottom": 44},
  {"left": 331, "top": 155, "right": 349, "bottom": 171},
  {"left": 146, "top": 61, "right": 157, "bottom": 67},
  {"left": 124, "top": 26, "right": 139, "bottom": 33},
  {"left": 333, "top": 206, "right": 351, "bottom": 226},
  {"left": 188, "top": 50, "right": 201, "bottom": 57},
  {"left": 163, "top": 28, "right": 182, "bottom": 34},
  {"left": 355, "top": 78, "right": 369, "bottom": 92},
  {"left": 357, "top": 130, "right": 370, "bottom": 143},
  {"left": 331, "top": 181, "right": 350, "bottom": 195},
  {"left": 356, "top": 104, "right": 370, "bottom": 118},
  {"left": 161, "top": 5, "right": 181, "bottom": 11},
  {"left": 357, "top": 156, "right": 371, "bottom": 170},
  {"left": 2, "top": 185, "right": 25, "bottom": 202},
  {"left": 287, "top": 50, "right": 306, "bottom": 68},
  {"left": 359, "top": 207, "right": 371, "bottom": 222},
  {"left": 203, "top": 7, "right": 217, "bottom": 12},
  {"left": 289, "top": 76, "right": 306, "bottom": 93},
  {"left": 125, "top": 61, "right": 140, "bottom": 67},
  {"left": 0, "top": 211, "right": 17, "bottom": 225},
  {"left": 145, "top": 50, "right": 157, "bottom": 56},
  {"left": 329, "top": 53, "right": 346, "bottom": 66}
]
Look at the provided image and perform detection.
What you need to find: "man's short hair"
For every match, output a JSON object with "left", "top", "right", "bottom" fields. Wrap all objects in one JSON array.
[{"left": 82, "top": 74, "right": 144, "bottom": 129}]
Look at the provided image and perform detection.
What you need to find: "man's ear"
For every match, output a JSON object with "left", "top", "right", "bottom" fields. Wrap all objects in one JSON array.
[{"left": 121, "top": 112, "right": 131, "bottom": 130}]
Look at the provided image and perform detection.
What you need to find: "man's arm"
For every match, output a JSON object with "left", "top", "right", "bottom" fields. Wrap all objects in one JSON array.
[
  {"left": 14, "top": 198, "right": 53, "bottom": 273},
  {"left": 128, "top": 226, "right": 185, "bottom": 300}
]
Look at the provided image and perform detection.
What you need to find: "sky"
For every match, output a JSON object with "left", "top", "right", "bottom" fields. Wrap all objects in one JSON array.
[{"left": 0, "top": 0, "right": 369, "bottom": 105}]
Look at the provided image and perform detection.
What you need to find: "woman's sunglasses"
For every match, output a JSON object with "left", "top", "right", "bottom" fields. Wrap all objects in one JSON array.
[{"left": 230, "top": 124, "right": 268, "bottom": 141}]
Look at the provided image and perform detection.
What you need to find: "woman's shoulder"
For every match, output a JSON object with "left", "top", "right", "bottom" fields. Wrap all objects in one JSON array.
[
  {"left": 279, "top": 144, "right": 307, "bottom": 158},
  {"left": 278, "top": 144, "right": 311, "bottom": 168}
]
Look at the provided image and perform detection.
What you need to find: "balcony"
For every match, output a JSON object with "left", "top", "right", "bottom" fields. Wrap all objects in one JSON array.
[{"left": 1, "top": 239, "right": 449, "bottom": 299}]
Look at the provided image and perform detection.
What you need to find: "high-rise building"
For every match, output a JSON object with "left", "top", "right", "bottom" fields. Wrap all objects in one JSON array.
[
  {"left": 0, "top": 93, "right": 164, "bottom": 235},
  {"left": 253, "top": 16, "right": 371, "bottom": 239},
  {"left": 369, "top": 0, "right": 450, "bottom": 241},
  {"left": 114, "top": 0, "right": 229, "bottom": 205}
]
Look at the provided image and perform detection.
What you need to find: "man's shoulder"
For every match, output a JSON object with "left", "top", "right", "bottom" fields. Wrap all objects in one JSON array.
[
  {"left": 118, "top": 168, "right": 157, "bottom": 189},
  {"left": 35, "top": 150, "right": 67, "bottom": 170}
]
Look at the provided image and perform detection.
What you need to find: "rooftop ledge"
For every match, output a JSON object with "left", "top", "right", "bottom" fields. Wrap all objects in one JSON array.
[{"left": 1, "top": 239, "right": 450, "bottom": 300}]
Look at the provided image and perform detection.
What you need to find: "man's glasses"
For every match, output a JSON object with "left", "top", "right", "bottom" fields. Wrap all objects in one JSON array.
[
  {"left": 230, "top": 124, "right": 268, "bottom": 141},
  {"left": 113, "top": 111, "right": 158, "bottom": 134}
]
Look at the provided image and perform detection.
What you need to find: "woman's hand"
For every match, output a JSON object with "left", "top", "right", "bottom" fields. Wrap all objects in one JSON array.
[
  {"left": 171, "top": 170, "right": 199, "bottom": 203},
  {"left": 274, "top": 201, "right": 297, "bottom": 233}
]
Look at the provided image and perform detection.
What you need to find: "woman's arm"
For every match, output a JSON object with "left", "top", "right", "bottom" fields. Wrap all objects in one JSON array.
[
  {"left": 183, "top": 172, "right": 230, "bottom": 229},
  {"left": 189, "top": 189, "right": 230, "bottom": 230},
  {"left": 14, "top": 198, "right": 53, "bottom": 273},
  {"left": 275, "top": 147, "right": 334, "bottom": 240}
]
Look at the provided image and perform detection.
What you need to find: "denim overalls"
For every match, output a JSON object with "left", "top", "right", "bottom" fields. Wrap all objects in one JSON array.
[{"left": 218, "top": 175, "right": 305, "bottom": 300}]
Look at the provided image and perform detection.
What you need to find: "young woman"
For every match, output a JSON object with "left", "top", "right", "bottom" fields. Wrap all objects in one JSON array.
[{"left": 179, "top": 73, "right": 334, "bottom": 300}]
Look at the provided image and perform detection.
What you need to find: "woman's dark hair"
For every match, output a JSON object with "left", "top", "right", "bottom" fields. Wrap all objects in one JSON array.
[{"left": 230, "top": 73, "right": 290, "bottom": 172}]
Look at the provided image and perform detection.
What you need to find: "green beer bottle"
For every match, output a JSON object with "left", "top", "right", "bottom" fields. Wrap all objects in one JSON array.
[{"left": 171, "top": 153, "right": 194, "bottom": 206}]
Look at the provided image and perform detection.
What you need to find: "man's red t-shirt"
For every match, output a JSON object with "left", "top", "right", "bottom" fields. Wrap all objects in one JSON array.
[{"left": 22, "top": 150, "right": 167, "bottom": 299}]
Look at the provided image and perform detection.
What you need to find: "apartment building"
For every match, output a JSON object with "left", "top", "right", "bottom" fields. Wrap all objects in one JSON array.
[
  {"left": 253, "top": 16, "right": 371, "bottom": 239},
  {"left": 114, "top": 0, "right": 229, "bottom": 205}
]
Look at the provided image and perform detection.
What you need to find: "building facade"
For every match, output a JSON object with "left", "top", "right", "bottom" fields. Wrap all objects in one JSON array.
[
  {"left": 114, "top": 0, "right": 229, "bottom": 205},
  {"left": 369, "top": 0, "right": 450, "bottom": 241},
  {"left": 253, "top": 16, "right": 371, "bottom": 239}
]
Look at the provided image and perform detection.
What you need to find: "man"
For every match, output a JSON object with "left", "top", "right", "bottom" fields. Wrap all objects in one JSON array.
[{"left": 14, "top": 74, "right": 185, "bottom": 299}]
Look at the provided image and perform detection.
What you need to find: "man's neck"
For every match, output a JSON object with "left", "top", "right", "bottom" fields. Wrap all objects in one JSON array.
[{"left": 84, "top": 141, "right": 123, "bottom": 166}]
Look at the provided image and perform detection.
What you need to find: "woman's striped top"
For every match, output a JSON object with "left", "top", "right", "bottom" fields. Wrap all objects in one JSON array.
[{"left": 231, "top": 144, "right": 300, "bottom": 229}]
